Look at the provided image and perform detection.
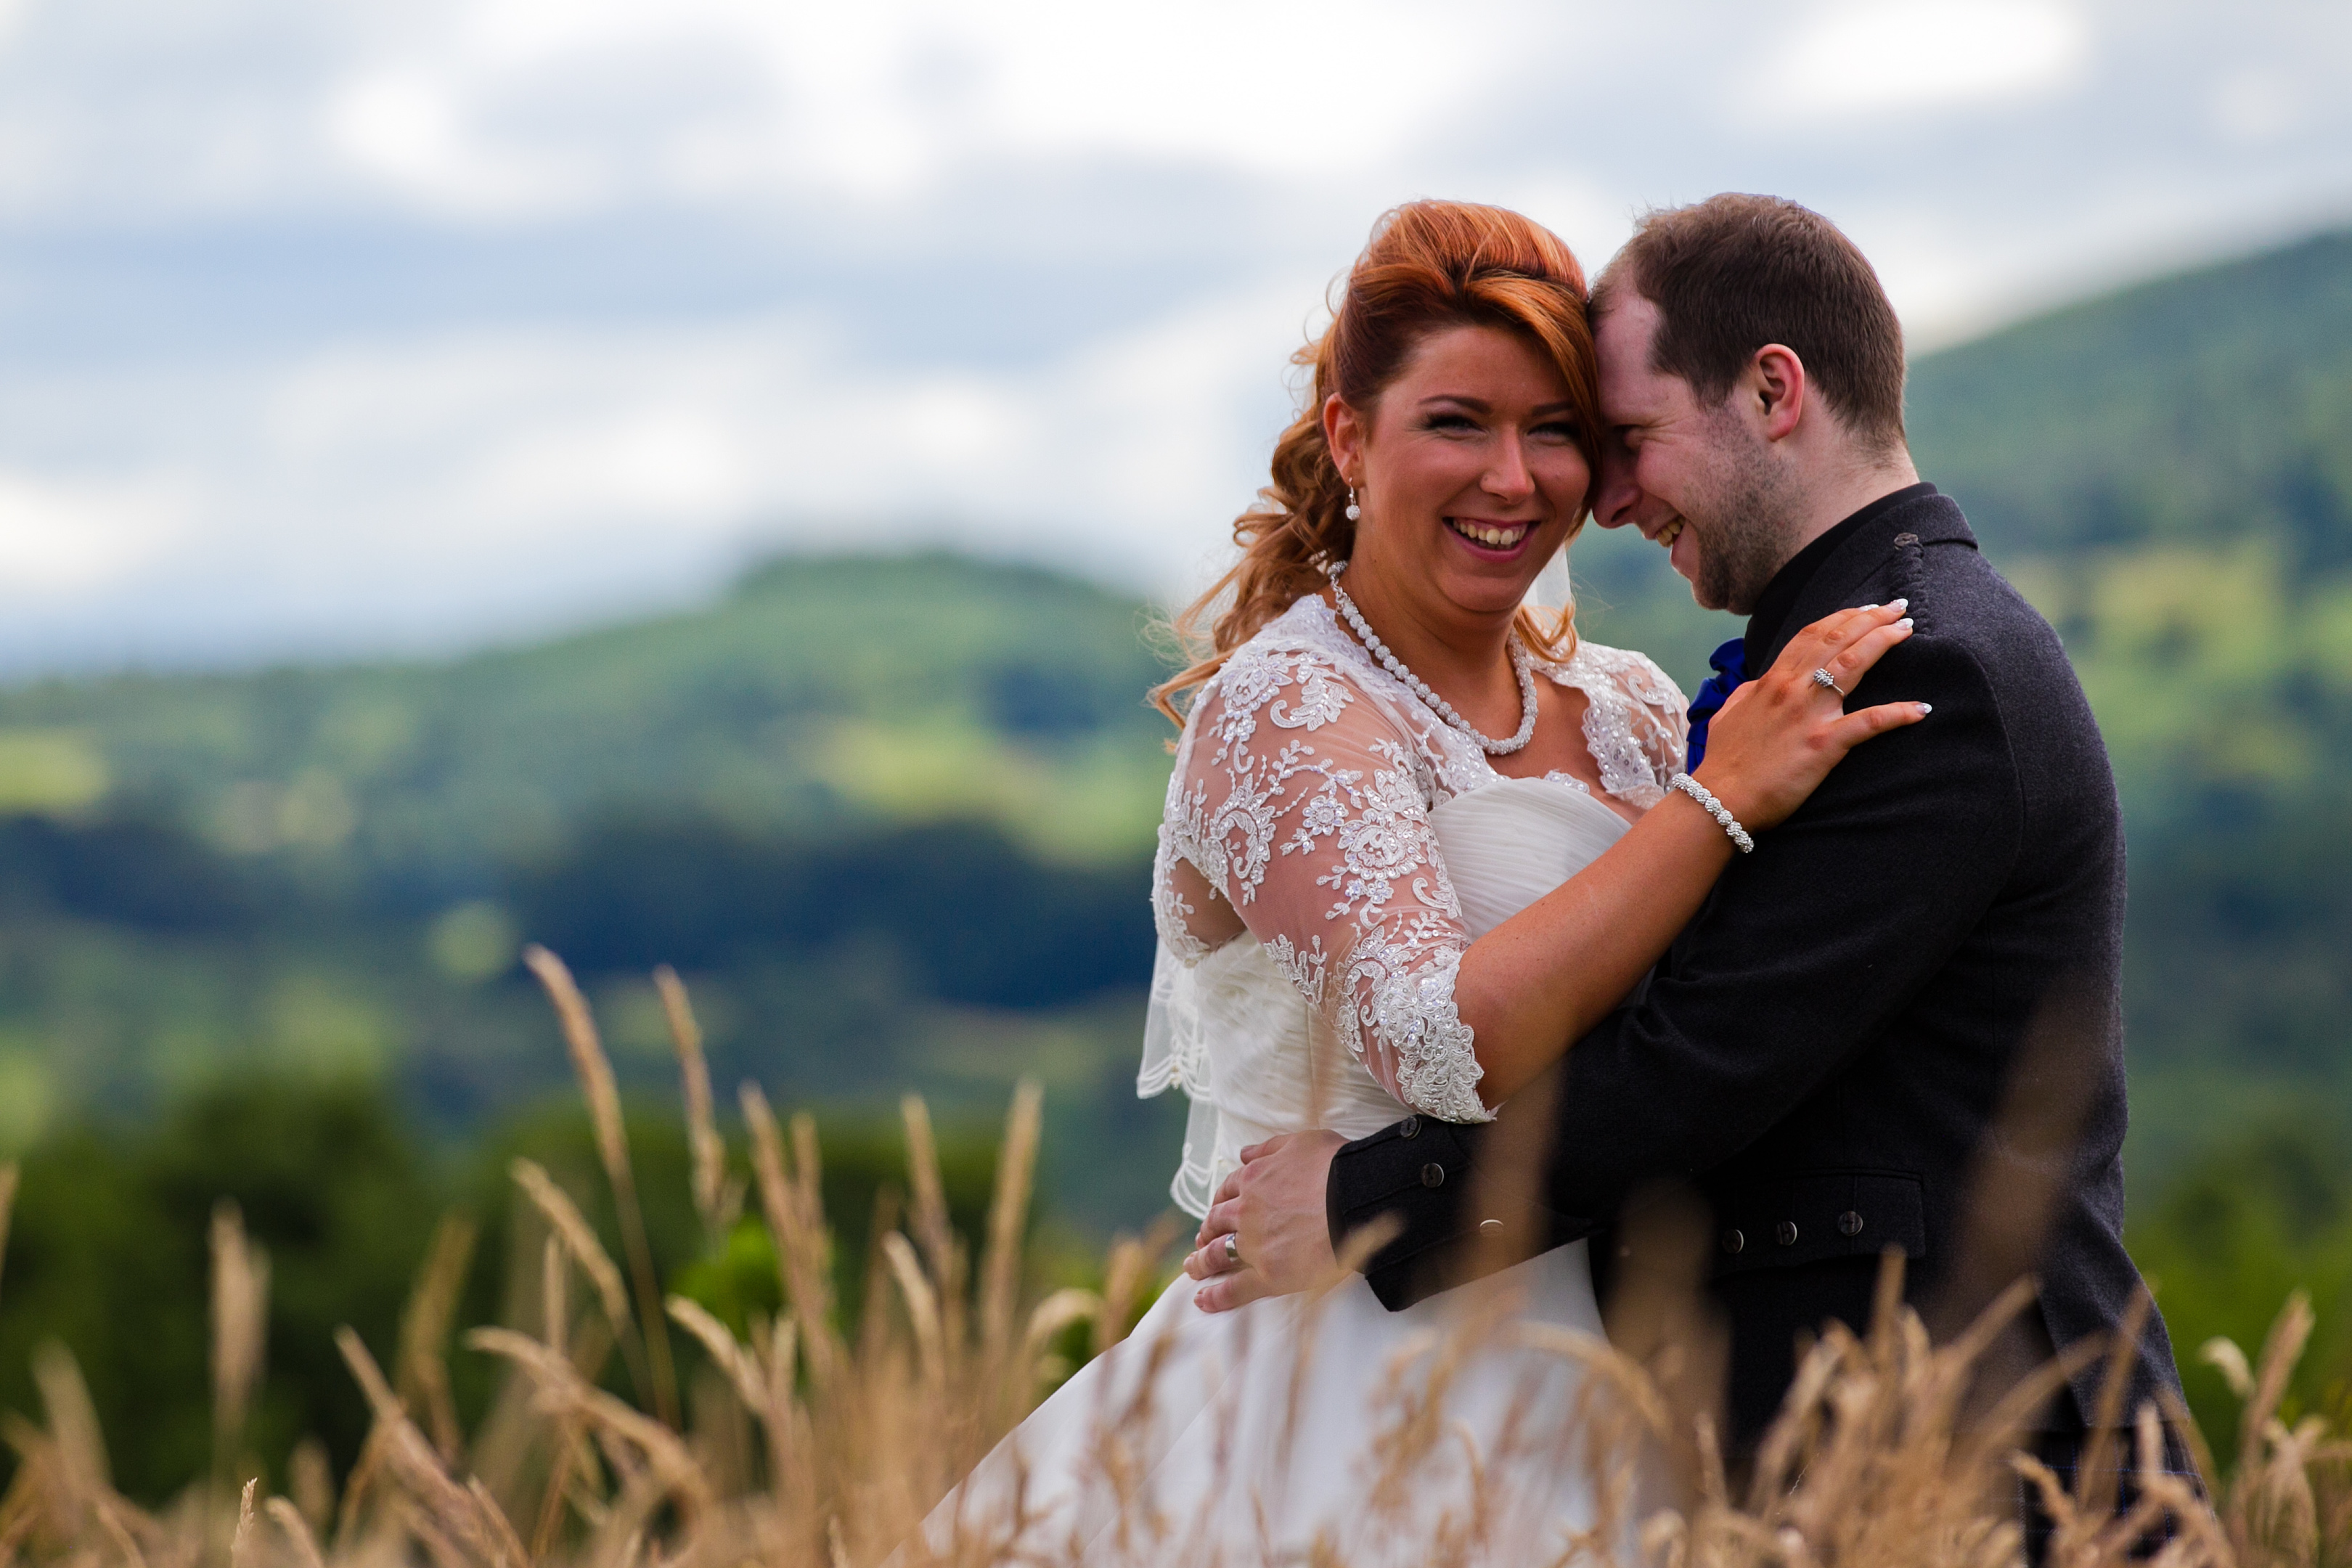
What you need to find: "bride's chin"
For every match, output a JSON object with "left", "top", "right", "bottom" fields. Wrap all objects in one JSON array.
[{"left": 1436, "top": 574, "right": 1541, "bottom": 618}]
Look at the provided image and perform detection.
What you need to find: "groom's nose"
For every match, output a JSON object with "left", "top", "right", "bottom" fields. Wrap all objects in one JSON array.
[{"left": 1592, "top": 434, "right": 1643, "bottom": 531}]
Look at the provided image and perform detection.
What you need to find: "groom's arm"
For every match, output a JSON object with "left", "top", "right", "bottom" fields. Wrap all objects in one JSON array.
[{"left": 1329, "top": 635, "right": 2024, "bottom": 1307}]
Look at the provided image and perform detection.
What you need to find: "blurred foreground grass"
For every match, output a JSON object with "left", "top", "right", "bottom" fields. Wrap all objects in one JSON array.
[{"left": 0, "top": 952, "right": 2343, "bottom": 1566}]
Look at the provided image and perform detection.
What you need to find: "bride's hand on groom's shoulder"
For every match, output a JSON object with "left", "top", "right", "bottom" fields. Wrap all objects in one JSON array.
[
  {"left": 1696, "top": 600, "right": 1932, "bottom": 833},
  {"left": 1186, "top": 1130, "right": 1349, "bottom": 1313}
]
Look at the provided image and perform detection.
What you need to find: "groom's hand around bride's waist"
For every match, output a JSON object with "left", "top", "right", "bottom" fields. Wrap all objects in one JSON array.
[{"left": 1187, "top": 1130, "right": 1348, "bottom": 1312}]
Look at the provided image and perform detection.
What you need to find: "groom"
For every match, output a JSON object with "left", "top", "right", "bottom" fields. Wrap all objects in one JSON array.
[{"left": 1189, "top": 194, "right": 2185, "bottom": 1520}]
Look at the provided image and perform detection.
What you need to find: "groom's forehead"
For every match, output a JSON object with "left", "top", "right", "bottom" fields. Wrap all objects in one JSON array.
[{"left": 1594, "top": 298, "right": 1681, "bottom": 412}]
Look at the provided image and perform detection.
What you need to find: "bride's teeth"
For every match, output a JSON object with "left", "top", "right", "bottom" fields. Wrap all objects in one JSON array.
[{"left": 1447, "top": 519, "right": 1530, "bottom": 548}]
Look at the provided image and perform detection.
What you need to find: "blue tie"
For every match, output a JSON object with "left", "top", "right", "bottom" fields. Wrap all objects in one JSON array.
[{"left": 1684, "top": 637, "right": 1749, "bottom": 772}]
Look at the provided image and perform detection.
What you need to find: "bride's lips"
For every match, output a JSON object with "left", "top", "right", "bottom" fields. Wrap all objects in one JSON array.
[{"left": 1443, "top": 515, "right": 1538, "bottom": 560}]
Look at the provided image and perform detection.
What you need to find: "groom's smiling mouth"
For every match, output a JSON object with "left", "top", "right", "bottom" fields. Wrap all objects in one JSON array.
[
  {"left": 1443, "top": 516, "right": 1535, "bottom": 554},
  {"left": 1654, "top": 517, "right": 1686, "bottom": 550}
]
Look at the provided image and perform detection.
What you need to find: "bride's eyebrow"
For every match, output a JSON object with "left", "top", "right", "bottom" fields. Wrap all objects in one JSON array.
[{"left": 1415, "top": 395, "right": 1579, "bottom": 415}]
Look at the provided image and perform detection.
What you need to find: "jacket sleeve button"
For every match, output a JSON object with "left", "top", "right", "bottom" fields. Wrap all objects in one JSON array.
[
  {"left": 1838, "top": 1210, "right": 1865, "bottom": 1237},
  {"left": 1478, "top": 1217, "right": 1503, "bottom": 1233},
  {"left": 1776, "top": 1221, "right": 1800, "bottom": 1246},
  {"left": 1721, "top": 1228, "right": 1745, "bottom": 1254},
  {"left": 1420, "top": 1162, "right": 1446, "bottom": 1188},
  {"left": 1399, "top": 1116, "right": 1421, "bottom": 1139}
]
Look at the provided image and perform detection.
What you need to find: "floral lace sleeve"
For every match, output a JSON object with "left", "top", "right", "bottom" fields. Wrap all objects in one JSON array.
[
  {"left": 1610, "top": 648, "right": 1690, "bottom": 788},
  {"left": 1546, "top": 641, "right": 1689, "bottom": 805},
  {"left": 1156, "top": 638, "right": 1493, "bottom": 1124}
]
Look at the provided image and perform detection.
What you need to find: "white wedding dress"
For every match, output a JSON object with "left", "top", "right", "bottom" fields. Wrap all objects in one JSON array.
[{"left": 931, "top": 597, "right": 1687, "bottom": 1564}]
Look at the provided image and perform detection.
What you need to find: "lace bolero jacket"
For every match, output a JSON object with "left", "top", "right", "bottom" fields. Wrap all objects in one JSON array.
[{"left": 1148, "top": 595, "right": 1689, "bottom": 1127}]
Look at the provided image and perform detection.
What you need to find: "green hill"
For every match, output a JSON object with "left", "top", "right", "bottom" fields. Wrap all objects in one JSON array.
[
  {"left": 0, "top": 552, "right": 1173, "bottom": 875},
  {"left": 0, "top": 555, "right": 1186, "bottom": 1230}
]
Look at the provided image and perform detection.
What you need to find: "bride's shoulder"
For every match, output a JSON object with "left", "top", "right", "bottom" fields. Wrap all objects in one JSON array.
[
  {"left": 1543, "top": 637, "right": 1688, "bottom": 713},
  {"left": 1190, "top": 597, "right": 1387, "bottom": 736}
]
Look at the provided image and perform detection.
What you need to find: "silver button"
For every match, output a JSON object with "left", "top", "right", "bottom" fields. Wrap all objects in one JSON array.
[
  {"left": 1721, "top": 1228, "right": 1744, "bottom": 1254},
  {"left": 1399, "top": 1116, "right": 1421, "bottom": 1139},
  {"left": 1838, "top": 1210, "right": 1864, "bottom": 1237},
  {"left": 1776, "top": 1221, "right": 1799, "bottom": 1246},
  {"left": 1420, "top": 1162, "right": 1445, "bottom": 1188},
  {"left": 1478, "top": 1218, "right": 1503, "bottom": 1233}
]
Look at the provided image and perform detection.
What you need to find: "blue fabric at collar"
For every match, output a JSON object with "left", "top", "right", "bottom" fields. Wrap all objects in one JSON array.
[{"left": 1683, "top": 637, "right": 1749, "bottom": 772}]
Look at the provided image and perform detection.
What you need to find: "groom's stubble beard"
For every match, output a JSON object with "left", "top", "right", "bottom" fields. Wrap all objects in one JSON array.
[{"left": 1683, "top": 406, "right": 1807, "bottom": 616}]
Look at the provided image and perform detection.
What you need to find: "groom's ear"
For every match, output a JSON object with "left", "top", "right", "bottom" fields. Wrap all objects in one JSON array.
[{"left": 1745, "top": 343, "right": 1808, "bottom": 444}]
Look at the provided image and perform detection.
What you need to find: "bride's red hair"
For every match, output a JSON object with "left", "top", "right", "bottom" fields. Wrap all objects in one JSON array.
[{"left": 1151, "top": 200, "right": 1600, "bottom": 726}]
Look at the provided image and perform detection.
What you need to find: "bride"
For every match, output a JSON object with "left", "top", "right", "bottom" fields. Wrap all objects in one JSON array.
[{"left": 926, "top": 201, "right": 1924, "bottom": 1564}]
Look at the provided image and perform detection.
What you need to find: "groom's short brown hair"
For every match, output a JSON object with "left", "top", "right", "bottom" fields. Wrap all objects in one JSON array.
[{"left": 1596, "top": 194, "right": 1907, "bottom": 452}]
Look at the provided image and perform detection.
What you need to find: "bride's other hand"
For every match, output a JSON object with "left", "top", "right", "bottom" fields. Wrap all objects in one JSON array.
[
  {"left": 1694, "top": 600, "right": 1928, "bottom": 833},
  {"left": 1187, "top": 1130, "right": 1348, "bottom": 1312}
]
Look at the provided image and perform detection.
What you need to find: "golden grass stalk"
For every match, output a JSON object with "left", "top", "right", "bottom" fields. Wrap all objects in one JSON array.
[
  {"left": 396, "top": 1216, "right": 478, "bottom": 1463},
  {"left": 231, "top": 1479, "right": 260, "bottom": 1568},
  {"left": 263, "top": 1495, "right": 331, "bottom": 1568},
  {"left": 654, "top": 965, "right": 735, "bottom": 1244},
  {"left": 976, "top": 1079, "right": 1041, "bottom": 1377},
  {"left": 901, "top": 1095, "right": 969, "bottom": 1358},
  {"left": 287, "top": 1437, "right": 336, "bottom": 1542},
  {"left": 0, "top": 1161, "right": 17, "bottom": 1306},
  {"left": 509, "top": 1159, "right": 645, "bottom": 1397},
  {"left": 211, "top": 1200, "right": 271, "bottom": 1479},
  {"left": 523, "top": 945, "right": 679, "bottom": 1428},
  {"left": 739, "top": 1082, "right": 844, "bottom": 1400},
  {"left": 336, "top": 1327, "right": 531, "bottom": 1568}
]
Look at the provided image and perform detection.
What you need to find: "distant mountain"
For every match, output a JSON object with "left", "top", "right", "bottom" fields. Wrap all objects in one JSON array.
[
  {"left": 1910, "top": 229, "right": 2352, "bottom": 568},
  {"left": 0, "top": 552, "right": 1174, "bottom": 886}
]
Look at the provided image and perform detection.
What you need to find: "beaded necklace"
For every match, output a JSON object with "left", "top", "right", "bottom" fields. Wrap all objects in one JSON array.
[{"left": 1324, "top": 560, "right": 1539, "bottom": 756}]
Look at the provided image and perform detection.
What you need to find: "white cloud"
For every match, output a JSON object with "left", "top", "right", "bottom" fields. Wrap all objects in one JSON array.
[
  {"left": 307, "top": 0, "right": 1519, "bottom": 217},
  {"left": 2208, "top": 68, "right": 2303, "bottom": 144},
  {"left": 1768, "top": 1, "right": 2092, "bottom": 120},
  {"left": 0, "top": 471, "right": 194, "bottom": 594}
]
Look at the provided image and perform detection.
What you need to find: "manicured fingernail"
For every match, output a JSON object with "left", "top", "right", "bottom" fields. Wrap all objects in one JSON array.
[
  {"left": 1898, "top": 617, "right": 1914, "bottom": 629},
  {"left": 1890, "top": 598, "right": 1908, "bottom": 613},
  {"left": 1918, "top": 703, "right": 1933, "bottom": 715},
  {"left": 1862, "top": 603, "right": 1879, "bottom": 611}
]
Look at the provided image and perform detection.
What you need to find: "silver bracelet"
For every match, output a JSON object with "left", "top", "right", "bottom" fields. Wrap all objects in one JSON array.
[{"left": 1670, "top": 772, "right": 1755, "bottom": 854}]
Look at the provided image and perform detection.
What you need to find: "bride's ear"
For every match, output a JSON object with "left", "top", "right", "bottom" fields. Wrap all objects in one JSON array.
[{"left": 1323, "top": 393, "right": 1365, "bottom": 486}]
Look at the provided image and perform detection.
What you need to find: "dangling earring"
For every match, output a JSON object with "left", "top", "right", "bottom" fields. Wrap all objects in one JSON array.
[{"left": 1344, "top": 486, "right": 1362, "bottom": 523}]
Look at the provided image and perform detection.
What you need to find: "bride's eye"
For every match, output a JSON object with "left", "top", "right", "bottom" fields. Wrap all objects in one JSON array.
[
  {"left": 1420, "top": 412, "right": 1479, "bottom": 433},
  {"left": 1533, "top": 419, "right": 1580, "bottom": 442}
]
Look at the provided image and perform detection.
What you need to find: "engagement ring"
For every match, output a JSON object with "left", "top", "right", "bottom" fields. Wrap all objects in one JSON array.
[{"left": 1811, "top": 668, "right": 1848, "bottom": 698}]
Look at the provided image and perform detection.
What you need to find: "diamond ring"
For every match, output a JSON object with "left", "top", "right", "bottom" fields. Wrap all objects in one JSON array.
[{"left": 1811, "top": 668, "right": 1848, "bottom": 699}]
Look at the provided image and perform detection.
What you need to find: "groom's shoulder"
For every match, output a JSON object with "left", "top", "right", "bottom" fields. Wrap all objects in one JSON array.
[
  {"left": 1865, "top": 492, "right": 2111, "bottom": 794},
  {"left": 1850, "top": 490, "right": 2070, "bottom": 679}
]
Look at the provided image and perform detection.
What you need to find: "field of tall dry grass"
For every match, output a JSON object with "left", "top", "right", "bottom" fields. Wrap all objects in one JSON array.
[{"left": 0, "top": 947, "right": 2340, "bottom": 1568}]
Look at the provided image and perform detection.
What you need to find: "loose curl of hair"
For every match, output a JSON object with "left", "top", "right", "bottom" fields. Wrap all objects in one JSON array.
[{"left": 1151, "top": 200, "right": 1601, "bottom": 727}]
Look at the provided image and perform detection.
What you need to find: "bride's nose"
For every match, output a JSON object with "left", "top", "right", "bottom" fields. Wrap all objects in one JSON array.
[{"left": 1482, "top": 434, "right": 1535, "bottom": 503}]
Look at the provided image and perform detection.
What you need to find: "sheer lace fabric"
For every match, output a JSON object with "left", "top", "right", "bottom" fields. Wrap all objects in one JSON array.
[{"left": 1140, "top": 595, "right": 1687, "bottom": 1214}]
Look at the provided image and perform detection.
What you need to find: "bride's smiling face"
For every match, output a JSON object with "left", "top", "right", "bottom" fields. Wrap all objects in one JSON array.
[{"left": 1324, "top": 322, "right": 1589, "bottom": 624}]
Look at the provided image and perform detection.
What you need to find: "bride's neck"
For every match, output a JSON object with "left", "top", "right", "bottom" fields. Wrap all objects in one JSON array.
[{"left": 1325, "top": 563, "right": 1519, "bottom": 706}]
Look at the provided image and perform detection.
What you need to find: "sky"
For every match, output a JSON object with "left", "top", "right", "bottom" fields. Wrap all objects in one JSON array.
[{"left": 0, "top": 0, "right": 2348, "bottom": 672}]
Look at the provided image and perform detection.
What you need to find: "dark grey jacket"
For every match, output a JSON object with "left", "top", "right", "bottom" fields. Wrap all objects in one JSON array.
[{"left": 1326, "top": 489, "right": 2180, "bottom": 1442}]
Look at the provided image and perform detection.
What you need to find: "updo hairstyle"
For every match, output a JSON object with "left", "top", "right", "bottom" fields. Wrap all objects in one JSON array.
[{"left": 1151, "top": 200, "right": 1601, "bottom": 725}]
